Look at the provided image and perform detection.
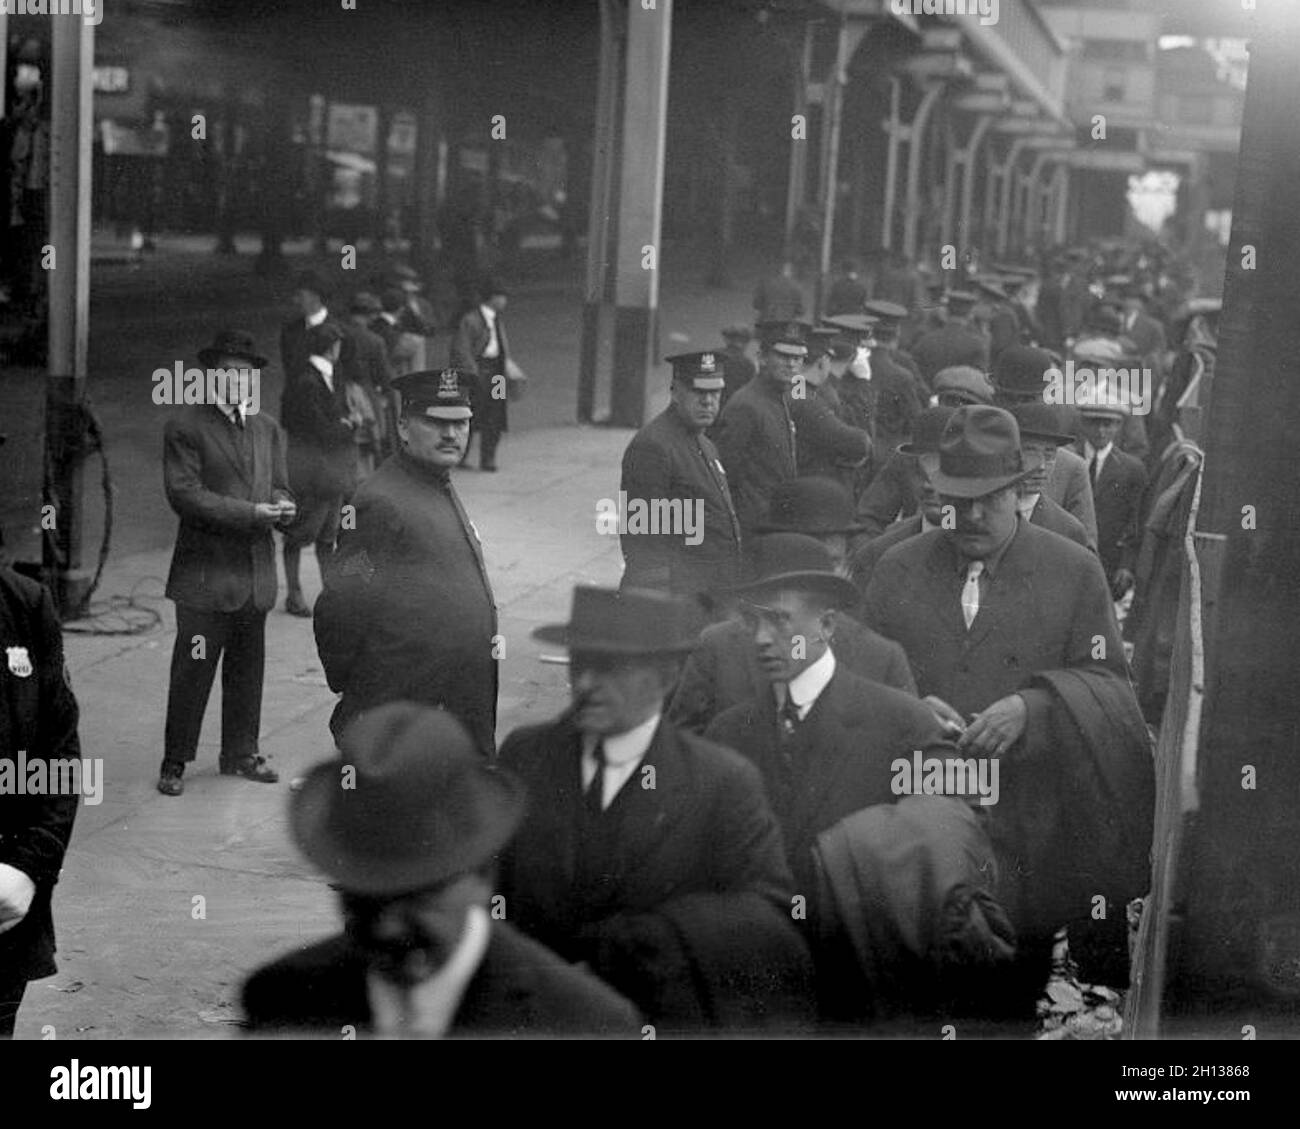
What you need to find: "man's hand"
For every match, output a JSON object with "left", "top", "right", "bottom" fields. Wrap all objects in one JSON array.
[
  {"left": 959, "top": 693, "right": 1027, "bottom": 756},
  {"left": 0, "top": 863, "right": 36, "bottom": 936},
  {"left": 253, "top": 502, "right": 283, "bottom": 526},
  {"left": 923, "top": 694, "right": 967, "bottom": 737}
]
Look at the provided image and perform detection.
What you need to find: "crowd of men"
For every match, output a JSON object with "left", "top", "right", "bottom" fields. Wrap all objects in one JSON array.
[{"left": 1, "top": 237, "right": 1220, "bottom": 1038}]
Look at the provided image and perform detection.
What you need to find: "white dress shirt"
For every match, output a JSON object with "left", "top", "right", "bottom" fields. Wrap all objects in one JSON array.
[
  {"left": 308, "top": 354, "right": 336, "bottom": 394},
  {"left": 1016, "top": 492, "right": 1040, "bottom": 521},
  {"left": 479, "top": 304, "right": 501, "bottom": 359},
  {"left": 775, "top": 647, "right": 837, "bottom": 720},
  {"left": 306, "top": 306, "right": 329, "bottom": 329},
  {"left": 582, "top": 712, "right": 659, "bottom": 810},
  {"left": 366, "top": 903, "right": 491, "bottom": 1039}
]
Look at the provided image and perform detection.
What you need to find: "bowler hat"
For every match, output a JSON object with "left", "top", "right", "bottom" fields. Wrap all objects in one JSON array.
[
  {"left": 533, "top": 586, "right": 698, "bottom": 655},
  {"left": 392, "top": 368, "right": 474, "bottom": 421},
  {"left": 931, "top": 405, "right": 1030, "bottom": 499},
  {"left": 197, "top": 328, "right": 268, "bottom": 370},
  {"left": 933, "top": 365, "right": 995, "bottom": 406},
  {"left": 1010, "top": 401, "right": 1075, "bottom": 446},
  {"left": 734, "top": 533, "right": 859, "bottom": 609},
  {"left": 290, "top": 703, "right": 525, "bottom": 897},
  {"left": 993, "top": 345, "right": 1057, "bottom": 400},
  {"left": 898, "top": 405, "right": 957, "bottom": 455},
  {"left": 756, "top": 477, "right": 867, "bottom": 536}
]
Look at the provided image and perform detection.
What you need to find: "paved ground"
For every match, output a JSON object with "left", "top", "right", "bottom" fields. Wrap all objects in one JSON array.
[{"left": 9, "top": 232, "right": 791, "bottom": 1039}]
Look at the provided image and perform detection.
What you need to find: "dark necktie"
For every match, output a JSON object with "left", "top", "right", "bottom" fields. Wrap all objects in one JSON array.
[
  {"left": 1090, "top": 453, "right": 1100, "bottom": 486},
  {"left": 585, "top": 741, "right": 606, "bottom": 818}
]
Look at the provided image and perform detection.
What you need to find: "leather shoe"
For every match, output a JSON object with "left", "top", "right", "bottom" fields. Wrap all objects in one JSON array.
[
  {"left": 284, "top": 593, "right": 312, "bottom": 617},
  {"left": 157, "top": 762, "right": 185, "bottom": 797},
  {"left": 221, "top": 755, "right": 279, "bottom": 784}
]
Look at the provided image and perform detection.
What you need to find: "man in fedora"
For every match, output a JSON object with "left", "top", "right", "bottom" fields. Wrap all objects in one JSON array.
[
  {"left": 617, "top": 351, "right": 742, "bottom": 610},
  {"left": 242, "top": 703, "right": 640, "bottom": 1037},
  {"left": 860, "top": 406, "right": 1154, "bottom": 1004},
  {"left": 852, "top": 404, "right": 956, "bottom": 539},
  {"left": 158, "top": 329, "right": 296, "bottom": 796},
  {"left": 315, "top": 369, "right": 499, "bottom": 757},
  {"left": 992, "top": 344, "right": 1098, "bottom": 544},
  {"left": 499, "top": 585, "right": 814, "bottom": 1032},
  {"left": 712, "top": 320, "right": 802, "bottom": 539},
  {"left": 1009, "top": 402, "right": 1094, "bottom": 553},
  {"left": 704, "top": 534, "right": 951, "bottom": 899},
  {"left": 668, "top": 478, "right": 915, "bottom": 735}
]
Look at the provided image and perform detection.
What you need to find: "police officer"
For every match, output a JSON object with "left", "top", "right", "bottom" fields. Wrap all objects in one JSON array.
[
  {"left": 619, "top": 351, "right": 742, "bottom": 610},
  {"left": 314, "top": 369, "right": 499, "bottom": 756},
  {"left": 910, "top": 290, "right": 990, "bottom": 389}
]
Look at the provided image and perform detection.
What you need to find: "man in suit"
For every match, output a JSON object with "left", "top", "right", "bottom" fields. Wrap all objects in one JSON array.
[
  {"left": 618, "top": 351, "right": 742, "bottom": 610},
  {"left": 1075, "top": 388, "right": 1148, "bottom": 601},
  {"left": 499, "top": 586, "right": 814, "bottom": 1031},
  {"left": 851, "top": 405, "right": 957, "bottom": 539},
  {"left": 717, "top": 324, "right": 756, "bottom": 416},
  {"left": 280, "top": 321, "right": 357, "bottom": 617},
  {"left": 860, "top": 406, "right": 1154, "bottom": 1000},
  {"left": 991, "top": 344, "right": 1098, "bottom": 544},
  {"left": 314, "top": 369, "right": 499, "bottom": 757},
  {"left": 704, "top": 534, "right": 952, "bottom": 898},
  {"left": 280, "top": 271, "right": 335, "bottom": 382},
  {"left": 1008, "top": 402, "right": 1095, "bottom": 553},
  {"left": 712, "top": 320, "right": 802, "bottom": 539},
  {"left": 0, "top": 558, "right": 80, "bottom": 1037},
  {"left": 909, "top": 290, "right": 990, "bottom": 389},
  {"left": 158, "top": 330, "right": 296, "bottom": 796},
  {"left": 669, "top": 478, "right": 916, "bottom": 734},
  {"left": 242, "top": 703, "right": 640, "bottom": 1037},
  {"left": 450, "top": 277, "right": 512, "bottom": 471}
]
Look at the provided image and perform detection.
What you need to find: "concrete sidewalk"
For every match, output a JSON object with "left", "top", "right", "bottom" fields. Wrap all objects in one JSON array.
[{"left": 16, "top": 424, "right": 630, "bottom": 1039}]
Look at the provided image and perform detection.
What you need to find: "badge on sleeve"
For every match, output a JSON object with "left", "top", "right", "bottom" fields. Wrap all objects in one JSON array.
[{"left": 6, "top": 646, "right": 33, "bottom": 678}]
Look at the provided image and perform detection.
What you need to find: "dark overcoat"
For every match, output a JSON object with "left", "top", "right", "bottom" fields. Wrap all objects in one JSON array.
[
  {"left": 712, "top": 377, "right": 797, "bottom": 536},
  {"left": 280, "top": 362, "right": 357, "bottom": 500}
]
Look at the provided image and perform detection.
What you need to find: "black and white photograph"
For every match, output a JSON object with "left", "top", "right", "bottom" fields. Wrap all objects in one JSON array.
[{"left": 0, "top": 0, "right": 1292, "bottom": 1108}]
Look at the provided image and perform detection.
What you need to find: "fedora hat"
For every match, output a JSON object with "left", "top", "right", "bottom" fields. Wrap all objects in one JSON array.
[
  {"left": 931, "top": 405, "right": 1030, "bottom": 500},
  {"left": 756, "top": 476, "right": 867, "bottom": 536},
  {"left": 290, "top": 703, "right": 525, "bottom": 897},
  {"left": 1010, "top": 401, "right": 1075, "bottom": 446},
  {"left": 898, "top": 404, "right": 957, "bottom": 455},
  {"left": 197, "top": 328, "right": 268, "bottom": 370},
  {"left": 533, "top": 585, "right": 698, "bottom": 655},
  {"left": 734, "top": 533, "right": 859, "bottom": 609}
]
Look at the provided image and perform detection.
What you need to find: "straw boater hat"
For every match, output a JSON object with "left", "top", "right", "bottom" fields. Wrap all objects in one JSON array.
[
  {"left": 533, "top": 586, "right": 698, "bottom": 655},
  {"left": 930, "top": 405, "right": 1031, "bottom": 500},
  {"left": 290, "top": 703, "right": 525, "bottom": 896}
]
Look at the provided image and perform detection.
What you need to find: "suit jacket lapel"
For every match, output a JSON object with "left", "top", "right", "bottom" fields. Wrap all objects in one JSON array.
[
  {"left": 965, "top": 523, "right": 1032, "bottom": 651},
  {"left": 204, "top": 405, "right": 253, "bottom": 486},
  {"left": 786, "top": 673, "right": 861, "bottom": 850},
  {"left": 612, "top": 721, "right": 684, "bottom": 886},
  {"left": 926, "top": 536, "right": 969, "bottom": 643}
]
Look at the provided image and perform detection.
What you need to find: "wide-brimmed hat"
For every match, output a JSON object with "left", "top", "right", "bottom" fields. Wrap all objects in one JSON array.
[
  {"left": 993, "top": 345, "right": 1058, "bottom": 400},
  {"left": 734, "top": 533, "right": 859, "bottom": 608},
  {"left": 533, "top": 585, "right": 698, "bottom": 655},
  {"left": 197, "top": 329, "right": 268, "bottom": 370},
  {"left": 290, "top": 703, "right": 525, "bottom": 897},
  {"left": 931, "top": 405, "right": 1030, "bottom": 499},
  {"left": 934, "top": 365, "right": 995, "bottom": 406},
  {"left": 1010, "top": 402, "right": 1075, "bottom": 446},
  {"left": 898, "top": 405, "right": 957, "bottom": 455},
  {"left": 756, "top": 476, "right": 867, "bottom": 536}
]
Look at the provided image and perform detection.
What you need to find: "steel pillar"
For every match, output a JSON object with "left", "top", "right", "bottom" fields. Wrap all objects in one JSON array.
[
  {"left": 902, "top": 83, "right": 944, "bottom": 261},
  {"left": 880, "top": 74, "right": 903, "bottom": 251}
]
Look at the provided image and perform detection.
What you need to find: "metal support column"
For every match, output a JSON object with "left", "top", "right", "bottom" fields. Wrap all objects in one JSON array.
[
  {"left": 609, "top": 0, "right": 672, "bottom": 428},
  {"left": 995, "top": 137, "right": 1029, "bottom": 256},
  {"left": 46, "top": 12, "right": 95, "bottom": 616},
  {"left": 784, "top": 20, "right": 815, "bottom": 254},
  {"left": 880, "top": 75, "right": 902, "bottom": 251},
  {"left": 948, "top": 113, "right": 993, "bottom": 259},
  {"left": 902, "top": 83, "right": 943, "bottom": 261}
]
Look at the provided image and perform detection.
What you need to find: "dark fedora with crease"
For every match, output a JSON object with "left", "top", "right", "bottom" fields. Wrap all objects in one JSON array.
[
  {"left": 734, "top": 533, "right": 859, "bottom": 609},
  {"left": 290, "top": 702, "right": 525, "bottom": 897},
  {"left": 533, "top": 585, "right": 698, "bottom": 655},
  {"left": 197, "top": 328, "right": 268, "bottom": 370},
  {"left": 898, "top": 404, "right": 957, "bottom": 456},
  {"left": 756, "top": 476, "right": 867, "bottom": 536},
  {"left": 931, "top": 405, "right": 1030, "bottom": 500},
  {"left": 1010, "top": 401, "right": 1075, "bottom": 446}
]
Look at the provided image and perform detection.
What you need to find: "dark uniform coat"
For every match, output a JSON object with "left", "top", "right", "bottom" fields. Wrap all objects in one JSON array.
[
  {"left": 163, "top": 406, "right": 294, "bottom": 613},
  {"left": 619, "top": 405, "right": 742, "bottom": 598},
  {"left": 863, "top": 350, "right": 925, "bottom": 453},
  {"left": 498, "top": 716, "right": 813, "bottom": 1029},
  {"left": 719, "top": 348, "right": 756, "bottom": 414},
  {"left": 314, "top": 449, "right": 499, "bottom": 755},
  {"left": 712, "top": 377, "right": 798, "bottom": 537},
  {"left": 0, "top": 568, "right": 80, "bottom": 989},
  {"left": 706, "top": 666, "right": 952, "bottom": 894},
  {"left": 241, "top": 921, "right": 641, "bottom": 1038},
  {"left": 667, "top": 612, "right": 917, "bottom": 735},
  {"left": 791, "top": 382, "right": 870, "bottom": 486},
  {"left": 910, "top": 319, "right": 990, "bottom": 388}
]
